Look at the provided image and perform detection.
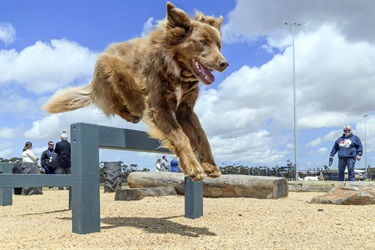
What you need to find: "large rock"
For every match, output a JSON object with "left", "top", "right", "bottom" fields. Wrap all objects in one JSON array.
[
  {"left": 127, "top": 172, "right": 288, "bottom": 199},
  {"left": 311, "top": 186, "right": 375, "bottom": 205},
  {"left": 115, "top": 186, "right": 177, "bottom": 201}
]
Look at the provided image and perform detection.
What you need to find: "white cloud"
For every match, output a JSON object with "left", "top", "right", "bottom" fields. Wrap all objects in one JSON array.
[
  {"left": 23, "top": 114, "right": 62, "bottom": 139},
  {"left": 0, "top": 91, "right": 43, "bottom": 117},
  {"left": 317, "top": 148, "right": 328, "bottom": 154},
  {"left": 0, "top": 39, "right": 98, "bottom": 94},
  {"left": 308, "top": 138, "right": 321, "bottom": 147},
  {"left": 0, "top": 23, "right": 16, "bottom": 45},
  {"left": 222, "top": 0, "right": 374, "bottom": 45},
  {"left": 23, "top": 106, "right": 149, "bottom": 141},
  {"left": 209, "top": 130, "right": 287, "bottom": 164},
  {"left": 0, "top": 127, "right": 18, "bottom": 138},
  {"left": 195, "top": 24, "right": 374, "bottom": 166},
  {"left": 0, "top": 141, "right": 14, "bottom": 159},
  {"left": 224, "top": 25, "right": 373, "bottom": 128},
  {"left": 0, "top": 140, "right": 12, "bottom": 149},
  {"left": 0, "top": 148, "right": 14, "bottom": 159},
  {"left": 142, "top": 17, "right": 156, "bottom": 37}
]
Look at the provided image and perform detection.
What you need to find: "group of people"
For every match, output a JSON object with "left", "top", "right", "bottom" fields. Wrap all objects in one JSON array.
[
  {"left": 22, "top": 131, "right": 71, "bottom": 178},
  {"left": 155, "top": 155, "right": 179, "bottom": 172}
]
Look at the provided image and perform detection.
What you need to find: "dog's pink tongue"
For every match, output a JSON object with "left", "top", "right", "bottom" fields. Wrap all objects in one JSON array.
[{"left": 200, "top": 63, "right": 215, "bottom": 84}]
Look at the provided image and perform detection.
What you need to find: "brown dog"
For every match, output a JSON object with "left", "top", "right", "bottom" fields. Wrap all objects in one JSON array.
[{"left": 43, "top": 2, "right": 228, "bottom": 181}]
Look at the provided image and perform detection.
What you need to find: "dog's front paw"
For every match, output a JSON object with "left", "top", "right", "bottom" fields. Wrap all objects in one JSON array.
[
  {"left": 180, "top": 158, "right": 205, "bottom": 181},
  {"left": 186, "top": 165, "right": 205, "bottom": 182},
  {"left": 202, "top": 163, "right": 221, "bottom": 178}
]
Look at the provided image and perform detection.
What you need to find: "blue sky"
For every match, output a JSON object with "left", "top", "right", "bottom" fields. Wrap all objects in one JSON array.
[{"left": 1, "top": 0, "right": 374, "bottom": 172}]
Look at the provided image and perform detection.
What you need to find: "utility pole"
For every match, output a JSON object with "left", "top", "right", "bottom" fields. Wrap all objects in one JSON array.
[{"left": 284, "top": 21, "right": 301, "bottom": 180}]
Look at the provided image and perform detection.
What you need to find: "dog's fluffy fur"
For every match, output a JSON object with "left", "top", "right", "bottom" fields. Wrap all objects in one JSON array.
[{"left": 43, "top": 2, "right": 228, "bottom": 181}]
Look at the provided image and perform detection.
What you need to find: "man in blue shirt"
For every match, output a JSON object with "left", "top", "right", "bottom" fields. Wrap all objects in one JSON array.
[
  {"left": 329, "top": 125, "right": 363, "bottom": 181},
  {"left": 40, "top": 141, "right": 58, "bottom": 174}
]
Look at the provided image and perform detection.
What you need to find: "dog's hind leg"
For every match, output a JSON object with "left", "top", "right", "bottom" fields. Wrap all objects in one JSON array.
[{"left": 92, "top": 54, "right": 145, "bottom": 123}]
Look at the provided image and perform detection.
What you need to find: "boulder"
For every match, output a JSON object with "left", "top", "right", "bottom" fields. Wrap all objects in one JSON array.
[
  {"left": 127, "top": 172, "right": 288, "bottom": 199},
  {"left": 115, "top": 186, "right": 177, "bottom": 201},
  {"left": 311, "top": 186, "right": 375, "bottom": 205}
]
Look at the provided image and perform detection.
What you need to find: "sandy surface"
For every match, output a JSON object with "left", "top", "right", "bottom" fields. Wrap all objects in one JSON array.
[{"left": 0, "top": 188, "right": 374, "bottom": 250}]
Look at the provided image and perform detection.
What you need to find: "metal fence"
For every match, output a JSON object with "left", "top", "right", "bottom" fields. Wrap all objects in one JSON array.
[{"left": 221, "top": 166, "right": 375, "bottom": 181}]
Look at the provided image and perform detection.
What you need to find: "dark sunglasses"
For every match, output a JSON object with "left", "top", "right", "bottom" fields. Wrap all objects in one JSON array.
[
  {"left": 344, "top": 130, "right": 351, "bottom": 132},
  {"left": 49, "top": 144, "right": 54, "bottom": 146}
]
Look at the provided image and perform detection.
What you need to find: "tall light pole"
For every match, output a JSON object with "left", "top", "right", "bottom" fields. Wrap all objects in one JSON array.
[
  {"left": 363, "top": 114, "right": 368, "bottom": 178},
  {"left": 284, "top": 21, "right": 301, "bottom": 180}
]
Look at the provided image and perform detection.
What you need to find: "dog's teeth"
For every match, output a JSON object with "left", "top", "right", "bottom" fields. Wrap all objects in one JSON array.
[{"left": 195, "top": 61, "right": 202, "bottom": 72}]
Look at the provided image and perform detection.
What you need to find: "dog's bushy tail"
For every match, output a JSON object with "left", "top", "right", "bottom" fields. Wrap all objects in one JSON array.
[{"left": 43, "top": 86, "right": 92, "bottom": 114}]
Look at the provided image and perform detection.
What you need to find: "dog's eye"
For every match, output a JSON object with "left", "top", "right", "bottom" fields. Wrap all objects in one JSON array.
[{"left": 200, "top": 40, "right": 208, "bottom": 46}]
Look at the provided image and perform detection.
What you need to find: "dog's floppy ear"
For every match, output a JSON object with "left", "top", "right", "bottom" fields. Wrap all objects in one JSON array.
[
  {"left": 194, "top": 12, "right": 223, "bottom": 30},
  {"left": 167, "top": 2, "right": 191, "bottom": 30}
]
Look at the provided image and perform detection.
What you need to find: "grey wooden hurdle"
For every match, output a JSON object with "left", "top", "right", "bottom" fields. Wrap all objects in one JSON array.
[
  {"left": 0, "top": 123, "right": 203, "bottom": 234},
  {"left": 0, "top": 163, "right": 12, "bottom": 206}
]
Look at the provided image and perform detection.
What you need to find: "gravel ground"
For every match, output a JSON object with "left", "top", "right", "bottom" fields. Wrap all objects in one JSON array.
[{"left": 0, "top": 189, "right": 374, "bottom": 250}]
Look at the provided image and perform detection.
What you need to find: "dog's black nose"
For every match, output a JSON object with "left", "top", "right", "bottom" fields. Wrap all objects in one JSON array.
[{"left": 218, "top": 60, "right": 229, "bottom": 71}]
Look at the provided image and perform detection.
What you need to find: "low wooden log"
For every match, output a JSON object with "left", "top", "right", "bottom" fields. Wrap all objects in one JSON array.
[
  {"left": 127, "top": 172, "right": 288, "bottom": 199},
  {"left": 115, "top": 186, "right": 177, "bottom": 201}
]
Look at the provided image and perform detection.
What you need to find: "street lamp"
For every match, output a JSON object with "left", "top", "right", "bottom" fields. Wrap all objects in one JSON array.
[
  {"left": 363, "top": 114, "right": 368, "bottom": 179},
  {"left": 284, "top": 21, "right": 301, "bottom": 180}
]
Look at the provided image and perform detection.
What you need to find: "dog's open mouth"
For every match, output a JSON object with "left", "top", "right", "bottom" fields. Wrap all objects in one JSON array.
[{"left": 192, "top": 59, "right": 215, "bottom": 85}]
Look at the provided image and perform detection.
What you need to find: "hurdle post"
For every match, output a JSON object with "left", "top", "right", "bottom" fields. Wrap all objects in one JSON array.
[
  {"left": 0, "top": 163, "right": 13, "bottom": 206},
  {"left": 71, "top": 123, "right": 101, "bottom": 234},
  {"left": 184, "top": 176, "right": 203, "bottom": 219}
]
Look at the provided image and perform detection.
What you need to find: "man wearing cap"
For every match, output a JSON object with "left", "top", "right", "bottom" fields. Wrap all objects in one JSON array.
[
  {"left": 329, "top": 125, "right": 363, "bottom": 181},
  {"left": 55, "top": 131, "right": 71, "bottom": 186}
]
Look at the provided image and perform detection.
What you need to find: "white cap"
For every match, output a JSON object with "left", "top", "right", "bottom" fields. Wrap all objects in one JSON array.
[{"left": 61, "top": 131, "right": 68, "bottom": 140}]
